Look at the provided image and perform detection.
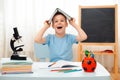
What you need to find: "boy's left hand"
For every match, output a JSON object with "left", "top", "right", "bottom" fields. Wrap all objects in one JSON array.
[{"left": 69, "top": 18, "right": 76, "bottom": 27}]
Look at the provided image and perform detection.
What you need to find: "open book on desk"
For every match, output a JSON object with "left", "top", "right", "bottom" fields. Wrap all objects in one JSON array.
[
  {"left": 48, "top": 60, "right": 79, "bottom": 68},
  {"left": 37, "top": 60, "right": 80, "bottom": 69}
]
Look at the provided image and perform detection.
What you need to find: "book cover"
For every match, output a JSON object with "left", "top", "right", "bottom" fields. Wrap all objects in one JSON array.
[
  {"left": 49, "top": 8, "right": 72, "bottom": 23},
  {"left": 1, "top": 58, "right": 33, "bottom": 65}
]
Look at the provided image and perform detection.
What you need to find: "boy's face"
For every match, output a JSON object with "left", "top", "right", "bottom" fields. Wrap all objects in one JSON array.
[{"left": 52, "top": 14, "right": 68, "bottom": 35}]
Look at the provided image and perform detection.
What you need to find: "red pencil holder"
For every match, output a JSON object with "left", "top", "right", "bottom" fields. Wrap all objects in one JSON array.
[{"left": 82, "top": 57, "right": 97, "bottom": 72}]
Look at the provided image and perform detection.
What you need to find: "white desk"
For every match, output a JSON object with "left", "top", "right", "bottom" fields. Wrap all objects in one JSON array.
[{"left": 0, "top": 62, "right": 111, "bottom": 80}]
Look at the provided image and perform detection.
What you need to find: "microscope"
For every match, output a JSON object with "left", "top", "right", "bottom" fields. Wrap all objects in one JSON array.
[{"left": 10, "top": 27, "right": 26, "bottom": 60}]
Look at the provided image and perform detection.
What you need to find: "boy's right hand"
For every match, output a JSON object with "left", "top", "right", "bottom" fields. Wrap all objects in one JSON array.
[{"left": 44, "top": 20, "right": 51, "bottom": 28}]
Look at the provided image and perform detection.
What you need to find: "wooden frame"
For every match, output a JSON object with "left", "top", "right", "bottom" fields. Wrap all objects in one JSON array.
[{"left": 78, "top": 4, "right": 118, "bottom": 79}]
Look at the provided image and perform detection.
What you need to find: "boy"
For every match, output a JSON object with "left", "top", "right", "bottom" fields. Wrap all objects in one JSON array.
[{"left": 34, "top": 12, "right": 87, "bottom": 62}]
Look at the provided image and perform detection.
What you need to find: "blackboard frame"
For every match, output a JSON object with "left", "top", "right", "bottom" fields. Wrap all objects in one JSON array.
[
  {"left": 78, "top": 5, "right": 118, "bottom": 43},
  {"left": 78, "top": 5, "right": 118, "bottom": 77}
]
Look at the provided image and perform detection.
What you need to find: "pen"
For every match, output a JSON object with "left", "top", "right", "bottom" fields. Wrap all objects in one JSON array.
[{"left": 48, "top": 62, "right": 56, "bottom": 67}]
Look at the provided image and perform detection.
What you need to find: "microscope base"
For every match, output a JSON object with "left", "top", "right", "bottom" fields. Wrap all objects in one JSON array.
[{"left": 11, "top": 54, "right": 26, "bottom": 60}]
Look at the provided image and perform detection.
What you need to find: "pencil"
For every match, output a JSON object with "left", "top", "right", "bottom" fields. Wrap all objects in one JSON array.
[
  {"left": 63, "top": 69, "right": 82, "bottom": 73},
  {"left": 48, "top": 62, "right": 56, "bottom": 67},
  {"left": 51, "top": 68, "right": 72, "bottom": 71}
]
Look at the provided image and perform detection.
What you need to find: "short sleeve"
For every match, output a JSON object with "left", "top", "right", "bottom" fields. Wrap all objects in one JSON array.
[
  {"left": 69, "top": 34, "right": 78, "bottom": 44},
  {"left": 44, "top": 34, "right": 51, "bottom": 45}
]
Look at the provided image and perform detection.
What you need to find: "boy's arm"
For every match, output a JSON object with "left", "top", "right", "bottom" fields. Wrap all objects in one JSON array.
[
  {"left": 69, "top": 18, "right": 87, "bottom": 42},
  {"left": 34, "top": 20, "right": 50, "bottom": 44}
]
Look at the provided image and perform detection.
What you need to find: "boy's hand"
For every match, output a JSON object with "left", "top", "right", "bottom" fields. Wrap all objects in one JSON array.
[
  {"left": 69, "top": 18, "right": 76, "bottom": 27},
  {"left": 44, "top": 20, "right": 51, "bottom": 28}
]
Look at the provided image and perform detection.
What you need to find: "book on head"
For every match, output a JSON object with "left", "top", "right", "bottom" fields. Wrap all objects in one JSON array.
[{"left": 48, "top": 8, "right": 72, "bottom": 24}]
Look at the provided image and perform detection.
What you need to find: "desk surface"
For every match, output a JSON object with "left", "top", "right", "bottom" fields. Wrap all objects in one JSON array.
[{"left": 0, "top": 62, "right": 111, "bottom": 80}]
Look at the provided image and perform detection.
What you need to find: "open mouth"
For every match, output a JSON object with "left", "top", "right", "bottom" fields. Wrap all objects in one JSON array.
[{"left": 57, "top": 26, "right": 62, "bottom": 29}]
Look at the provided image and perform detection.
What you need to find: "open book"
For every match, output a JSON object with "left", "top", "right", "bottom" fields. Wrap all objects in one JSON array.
[
  {"left": 36, "top": 60, "right": 80, "bottom": 69},
  {"left": 48, "top": 8, "right": 72, "bottom": 23},
  {"left": 49, "top": 60, "right": 79, "bottom": 68}
]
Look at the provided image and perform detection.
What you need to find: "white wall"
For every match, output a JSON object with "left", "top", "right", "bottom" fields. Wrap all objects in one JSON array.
[{"left": 0, "top": 0, "right": 4, "bottom": 58}]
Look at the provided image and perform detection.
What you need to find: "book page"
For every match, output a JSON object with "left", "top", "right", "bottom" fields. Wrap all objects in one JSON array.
[{"left": 50, "top": 60, "right": 74, "bottom": 68}]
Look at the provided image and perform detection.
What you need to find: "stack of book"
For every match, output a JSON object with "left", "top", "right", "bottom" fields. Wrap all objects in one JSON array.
[{"left": 1, "top": 58, "right": 33, "bottom": 74}]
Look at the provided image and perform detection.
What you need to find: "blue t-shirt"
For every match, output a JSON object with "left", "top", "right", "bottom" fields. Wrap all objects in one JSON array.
[{"left": 44, "top": 34, "right": 78, "bottom": 62}]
